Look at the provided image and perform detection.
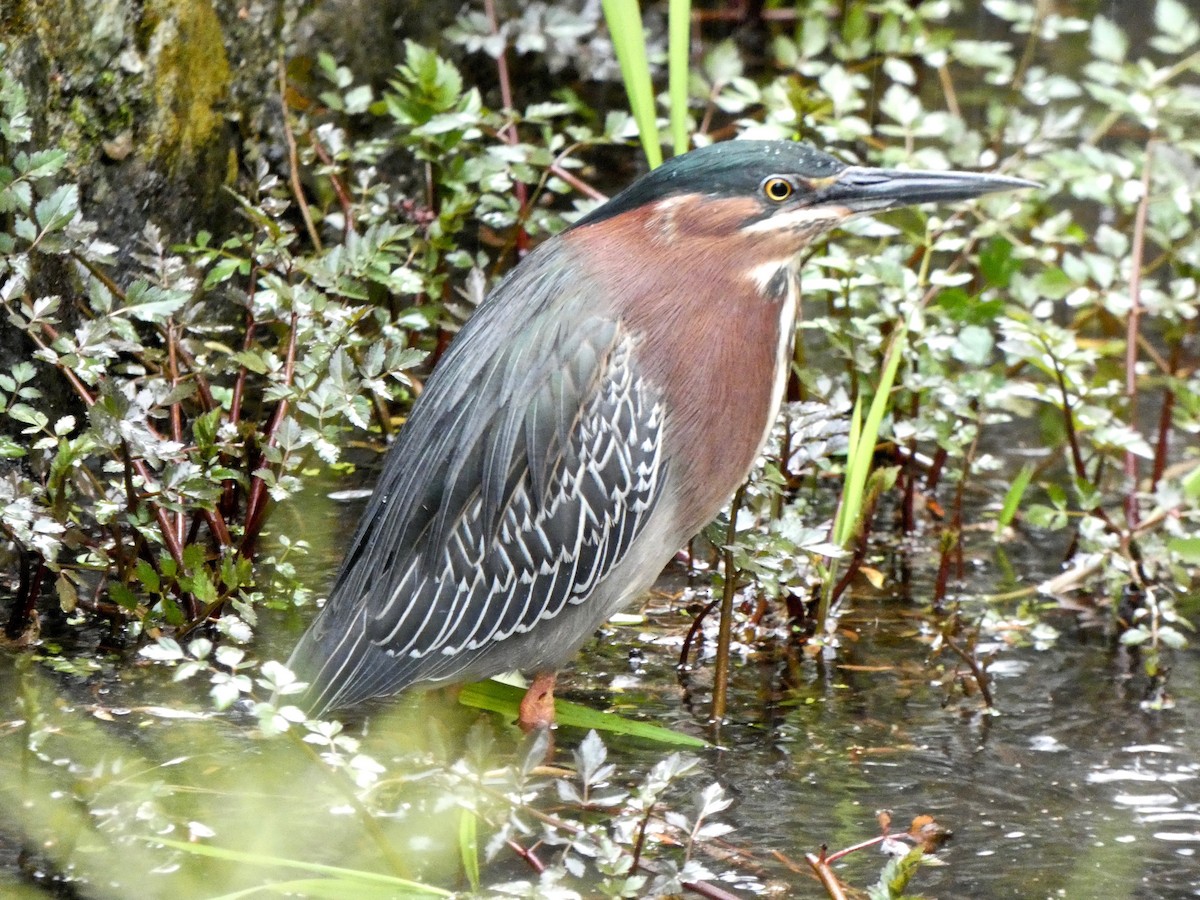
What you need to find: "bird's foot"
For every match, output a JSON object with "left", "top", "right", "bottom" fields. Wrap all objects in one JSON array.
[{"left": 518, "top": 671, "right": 558, "bottom": 732}]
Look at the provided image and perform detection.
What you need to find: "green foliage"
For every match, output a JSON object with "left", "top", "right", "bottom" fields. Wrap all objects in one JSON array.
[
  {"left": 457, "top": 679, "right": 709, "bottom": 747},
  {"left": 0, "top": 35, "right": 611, "bottom": 642},
  {"left": 662, "top": 0, "right": 1200, "bottom": 700},
  {"left": 601, "top": 0, "right": 663, "bottom": 167},
  {"left": 868, "top": 847, "right": 927, "bottom": 900},
  {"left": 4, "top": 1, "right": 1200, "bottom": 891},
  {"left": 10, "top": 651, "right": 741, "bottom": 896}
]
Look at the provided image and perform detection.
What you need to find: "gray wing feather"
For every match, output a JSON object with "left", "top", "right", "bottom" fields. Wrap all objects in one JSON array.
[{"left": 290, "top": 249, "right": 666, "bottom": 714}]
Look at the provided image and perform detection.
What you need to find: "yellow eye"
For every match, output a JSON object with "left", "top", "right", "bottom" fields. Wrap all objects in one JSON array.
[{"left": 763, "top": 177, "right": 794, "bottom": 202}]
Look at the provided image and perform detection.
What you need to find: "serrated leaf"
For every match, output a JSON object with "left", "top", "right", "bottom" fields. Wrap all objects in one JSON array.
[
  {"left": 18, "top": 149, "right": 67, "bottom": 180},
  {"left": 34, "top": 183, "right": 79, "bottom": 232},
  {"left": 135, "top": 559, "right": 161, "bottom": 594}
]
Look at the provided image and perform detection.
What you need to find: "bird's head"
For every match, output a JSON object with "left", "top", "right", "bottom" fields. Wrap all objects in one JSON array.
[{"left": 572, "top": 141, "right": 1036, "bottom": 279}]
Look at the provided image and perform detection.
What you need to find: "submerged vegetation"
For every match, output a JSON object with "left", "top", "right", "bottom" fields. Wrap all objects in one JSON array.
[{"left": 2, "top": 0, "right": 1199, "bottom": 896}]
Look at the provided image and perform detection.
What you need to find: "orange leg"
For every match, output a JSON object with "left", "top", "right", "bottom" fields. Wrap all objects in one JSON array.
[{"left": 518, "top": 671, "right": 558, "bottom": 732}]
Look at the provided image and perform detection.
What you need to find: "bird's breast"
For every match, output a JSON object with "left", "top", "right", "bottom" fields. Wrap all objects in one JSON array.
[{"left": 564, "top": 220, "right": 798, "bottom": 540}]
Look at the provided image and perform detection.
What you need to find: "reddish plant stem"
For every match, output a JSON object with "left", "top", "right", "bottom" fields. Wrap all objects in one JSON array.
[
  {"left": 26, "top": 323, "right": 186, "bottom": 568},
  {"left": 824, "top": 834, "right": 886, "bottom": 865},
  {"left": 5, "top": 553, "right": 44, "bottom": 640},
  {"left": 679, "top": 596, "right": 719, "bottom": 670},
  {"left": 167, "top": 339, "right": 216, "bottom": 413},
  {"left": 240, "top": 311, "right": 299, "bottom": 557},
  {"left": 805, "top": 850, "right": 850, "bottom": 900},
  {"left": 165, "top": 324, "right": 202, "bottom": 620},
  {"left": 901, "top": 394, "right": 919, "bottom": 533},
  {"left": 484, "top": 0, "right": 531, "bottom": 255},
  {"left": 167, "top": 322, "right": 186, "bottom": 553},
  {"left": 630, "top": 800, "right": 656, "bottom": 873},
  {"left": 279, "top": 62, "right": 322, "bottom": 252},
  {"left": 951, "top": 413, "right": 980, "bottom": 583},
  {"left": 1050, "top": 352, "right": 1089, "bottom": 482},
  {"left": 309, "top": 136, "right": 356, "bottom": 237},
  {"left": 1046, "top": 349, "right": 1124, "bottom": 542},
  {"left": 1150, "top": 348, "right": 1178, "bottom": 490},
  {"left": 693, "top": 6, "right": 799, "bottom": 21},
  {"left": 681, "top": 879, "right": 743, "bottom": 900},
  {"left": 932, "top": 529, "right": 955, "bottom": 611},
  {"left": 942, "top": 630, "right": 994, "bottom": 708},
  {"left": 506, "top": 839, "right": 545, "bottom": 874},
  {"left": 924, "top": 445, "right": 949, "bottom": 493},
  {"left": 549, "top": 161, "right": 607, "bottom": 201},
  {"left": 229, "top": 298, "right": 258, "bottom": 427},
  {"left": 1124, "top": 140, "right": 1155, "bottom": 529},
  {"left": 712, "top": 484, "right": 745, "bottom": 722},
  {"left": 223, "top": 270, "right": 260, "bottom": 522},
  {"left": 203, "top": 509, "right": 233, "bottom": 548}
]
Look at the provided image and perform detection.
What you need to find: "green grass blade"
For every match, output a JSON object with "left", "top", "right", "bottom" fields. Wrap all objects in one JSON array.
[
  {"left": 142, "top": 837, "right": 453, "bottom": 897},
  {"left": 668, "top": 0, "right": 691, "bottom": 156},
  {"left": 210, "top": 879, "right": 421, "bottom": 900},
  {"left": 834, "top": 397, "right": 864, "bottom": 547},
  {"left": 459, "top": 809, "right": 480, "bottom": 893},
  {"left": 996, "top": 462, "right": 1035, "bottom": 535},
  {"left": 602, "top": 0, "right": 663, "bottom": 168},
  {"left": 458, "top": 679, "right": 709, "bottom": 747},
  {"left": 836, "top": 325, "right": 908, "bottom": 547}
]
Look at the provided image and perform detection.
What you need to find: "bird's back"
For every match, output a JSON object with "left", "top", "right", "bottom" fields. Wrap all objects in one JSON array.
[{"left": 288, "top": 240, "right": 668, "bottom": 715}]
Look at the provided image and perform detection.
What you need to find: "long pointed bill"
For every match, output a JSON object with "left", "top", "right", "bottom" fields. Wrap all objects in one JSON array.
[{"left": 822, "top": 166, "right": 1039, "bottom": 213}]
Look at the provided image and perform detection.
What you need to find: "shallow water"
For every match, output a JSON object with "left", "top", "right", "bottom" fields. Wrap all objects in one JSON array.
[
  {"left": 1, "top": 470, "right": 1198, "bottom": 898},
  {"left": 284, "top": 481, "right": 1200, "bottom": 898},
  {"left": 577, "top": 586, "right": 1200, "bottom": 898}
]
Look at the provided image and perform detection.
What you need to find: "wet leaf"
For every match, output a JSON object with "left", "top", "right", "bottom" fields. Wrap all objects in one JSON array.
[{"left": 458, "top": 681, "right": 708, "bottom": 747}]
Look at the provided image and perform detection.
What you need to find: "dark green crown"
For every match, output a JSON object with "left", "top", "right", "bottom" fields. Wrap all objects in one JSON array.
[{"left": 573, "top": 141, "right": 847, "bottom": 229}]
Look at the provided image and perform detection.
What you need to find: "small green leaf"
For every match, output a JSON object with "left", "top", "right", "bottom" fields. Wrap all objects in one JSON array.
[
  {"left": 135, "top": 559, "right": 161, "bottom": 594},
  {"left": 17, "top": 148, "right": 67, "bottom": 179},
  {"left": 182, "top": 543, "right": 206, "bottom": 571},
  {"left": 997, "top": 464, "right": 1035, "bottom": 533},
  {"left": 935, "top": 287, "right": 1004, "bottom": 325},
  {"left": 979, "top": 237, "right": 1018, "bottom": 288},
  {"left": 458, "top": 809, "right": 479, "bottom": 892},
  {"left": 1121, "top": 626, "right": 1151, "bottom": 646},
  {"left": 56, "top": 574, "right": 77, "bottom": 613},
  {"left": 1168, "top": 536, "right": 1200, "bottom": 564},
  {"left": 1089, "top": 15, "right": 1128, "bottom": 63},
  {"left": 33, "top": 183, "right": 79, "bottom": 232},
  {"left": 109, "top": 582, "right": 139, "bottom": 611}
]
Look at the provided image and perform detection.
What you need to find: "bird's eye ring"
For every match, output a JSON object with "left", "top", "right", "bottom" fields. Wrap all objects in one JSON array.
[{"left": 762, "top": 177, "right": 794, "bottom": 202}]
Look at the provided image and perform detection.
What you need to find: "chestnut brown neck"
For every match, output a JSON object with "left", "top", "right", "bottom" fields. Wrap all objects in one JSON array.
[{"left": 564, "top": 194, "right": 810, "bottom": 537}]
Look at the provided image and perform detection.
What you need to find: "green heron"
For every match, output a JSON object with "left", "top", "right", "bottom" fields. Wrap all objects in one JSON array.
[{"left": 288, "top": 140, "right": 1034, "bottom": 727}]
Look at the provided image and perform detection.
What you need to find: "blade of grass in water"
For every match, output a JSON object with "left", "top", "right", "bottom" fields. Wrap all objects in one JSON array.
[
  {"left": 996, "top": 462, "right": 1035, "bottom": 536},
  {"left": 144, "top": 837, "right": 452, "bottom": 898},
  {"left": 668, "top": 0, "right": 691, "bottom": 156},
  {"left": 602, "top": 0, "right": 662, "bottom": 168},
  {"left": 821, "top": 325, "right": 908, "bottom": 632},
  {"left": 459, "top": 808, "right": 480, "bottom": 893},
  {"left": 459, "top": 679, "right": 709, "bottom": 747},
  {"left": 834, "top": 325, "right": 908, "bottom": 547}
]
